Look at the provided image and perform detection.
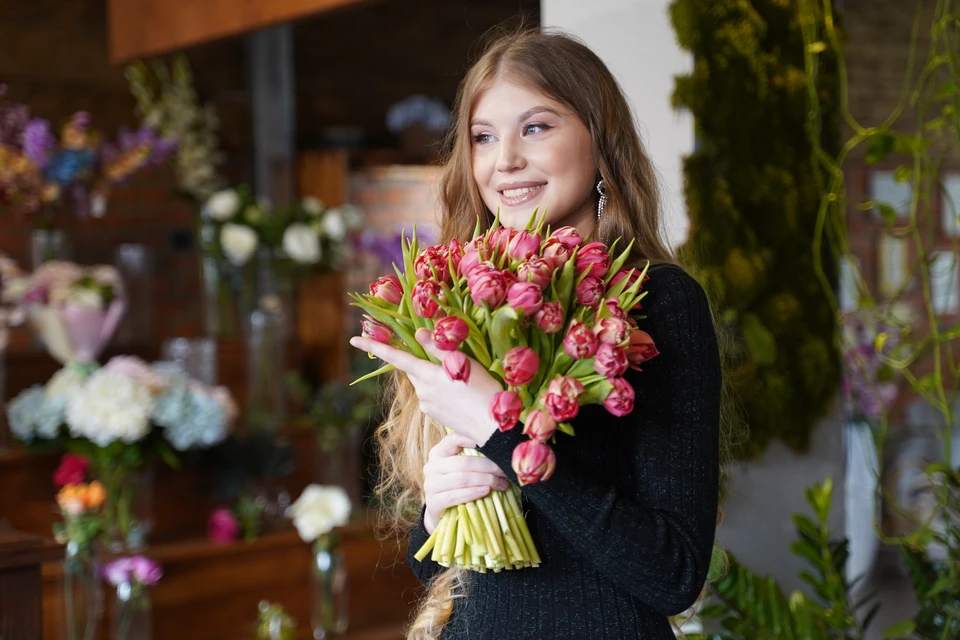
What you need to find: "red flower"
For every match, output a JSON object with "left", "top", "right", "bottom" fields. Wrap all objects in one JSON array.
[
  {"left": 207, "top": 507, "right": 240, "bottom": 545},
  {"left": 503, "top": 346, "right": 539, "bottom": 386},
  {"left": 361, "top": 315, "right": 393, "bottom": 344},
  {"left": 490, "top": 391, "right": 523, "bottom": 431},
  {"left": 468, "top": 271, "right": 507, "bottom": 308},
  {"left": 512, "top": 441, "right": 556, "bottom": 485},
  {"left": 575, "top": 242, "right": 611, "bottom": 277},
  {"left": 53, "top": 453, "right": 89, "bottom": 487},
  {"left": 594, "top": 317, "right": 631, "bottom": 347},
  {"left": 625, "top": 330, "right": 659, "bottom": 370},
  {"left": 550, "top": 226, "right": 584, "bottom": 249},
  {"left": 443, "top": 351, "right": 471, "bottom": 383},
  {"left": 433, "top": 316, "right": 469, "bottom": 351},
  {"left": 575, "top": 274, "right": 606, "bottom": 307},
  {"left": 534, "top": 301, "right": 564, "bottom": 334},
  {"left": 517, "top": 257, "right": 554, "bottom": 290},
  {"left": 369, "top": 275, "right": 403, "bottom": 305},
  {"left": 603, "top": 376, "right": 635, "bottom": 416},
  {"left": 541, "top": 237, "right": 573, "bottom": 268},
  {"left": 507, "top": 230, "right": 542, "bottom": 262},
  {"left": 414, "top": 246, "right": 451, "bottom": 282},
  {"left": 522, "top": 410, "right": 557, "bottom": 442},
  {"left": 506, "top": 282, "right": 544, "bottom": 317},
  {"left": 412, "top": 280, "right": 445, "bottom": 318},
  {"left": 447, "top": 238, "right": 465, "bottom": 275},
  {"left": 543, "top": 376, "right": 585, "bottom": 422},
  {"left": 563, "top": 319, "right": 599, "bottom": 359},
  {"left": 594, "top": 343, "right": 628, "bottom": 377}
]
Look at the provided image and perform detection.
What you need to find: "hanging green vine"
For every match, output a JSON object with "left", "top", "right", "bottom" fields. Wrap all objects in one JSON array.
[{"left": 670, "top": 0, "right": 842, "bottom": 459}]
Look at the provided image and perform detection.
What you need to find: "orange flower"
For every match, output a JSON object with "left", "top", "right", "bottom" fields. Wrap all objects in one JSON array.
[
  {"left": 56, "top": 484, "right": 85, "bottom": 516},
  {"left": 83, "top": 481, "right": 106, "bottom": 510}
]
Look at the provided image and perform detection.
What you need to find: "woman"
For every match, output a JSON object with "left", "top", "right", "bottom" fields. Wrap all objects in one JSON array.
[{"left": 350, "top": 29, "right": 721, "bottom": 639}]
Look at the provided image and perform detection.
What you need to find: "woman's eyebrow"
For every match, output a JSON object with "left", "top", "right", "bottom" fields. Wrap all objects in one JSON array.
[{"left": 470, "top": 106, "right": 562, "bottom": 128}]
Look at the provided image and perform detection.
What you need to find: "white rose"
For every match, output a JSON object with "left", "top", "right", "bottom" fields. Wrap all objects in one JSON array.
[
  {"left": 203, "top": 189, "right": 241, "bottom": 221},
  {"left": 286, "top": 484, "right": 351, "bottom": 543},
  {"left": 302, "top": 196, "right": 324, "bottom": 217},
  {"left": 320, "top": 210, "right": 347, "bottom": 241},
  {"left": 282, "top": 224, "right": 322, "bottom": 264},
  {"left": 66, "top": 369, "right": 155, "bottom": 447},
  {"left": 220, "top": 224, "right": 258, "bottom": 266}
]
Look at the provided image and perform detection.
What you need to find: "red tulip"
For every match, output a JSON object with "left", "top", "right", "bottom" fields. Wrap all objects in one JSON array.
[
  {"left": 550, "top": 226, "right": 584, "bottom": 249},
  {"left": 503, "top": 346, "right": 539, "bottom": 386},
  {"left": 575, "top": 274, "right": 606, "bottom": 307},
  {"left": 625, "top": 329, "right": 659, "bottom": 370},
  {"left": 490, "top": 390, "right": 523, "bottom": 432},
  {"left": 432, "top": 316, "right": 469, "bottom": 351},
  {"left": 469, "top": 271, "right": 507, "bottom": 308},
  {"left": 594, "top": 317, "right": 631, "bottom": 347},
  {"left": 575, "top": 242, "right": 611, "bottom": 277},
  {"left": 603, "top": 376, "right": 635, "bottom": 416},
  {"left": 601, "top": 298, "right": 627, "bottom": 321},
  {"left": 501, "top": 269, "right": 518, "bottom": 289},
  {"left": 534, "top": 301, "right": 564, "bottom": 334},
  {"left": 512, "top": 440, "right": 556, "bottom": 485},
  {"left": 506, "top": 282, "right": 544, "bottom": 317},
  {"left": 543, "top": 376, "right": 584, "bottom": 422},
  {"left": 542, "top": 237, "right": 573, "bottom": 268},
  {"left": 414, "top": 246, "right": 450, "bottom": 282},
  {"left": 459, "top": 246, "right": 485, "bottom": 277},
  {"left": 361, "top": 315, "right": 393, "bottom": 344},
  {"left": 563, "top": 319, "right": 599, "bottom": 359},
  {"left": 447, "top": 238, "right": 465, "bottom": 275},
  {"left": 443, "top": 350, "right": 471, "bottom": 383},
  {"left": 594, "top": 343, "right": 628, "bottom": 377},
  {"left": 412, "top": 280, "right": 445, "bottom": 319},
  {"left": 507, "top": 230, "right": 542, "bottom": 261},
  {"left": 522, "top": 410, "right": 557, "bottom": 442},
  {"left": 610, "top": 268, "right": 648, "bottom": 290},
  {"left": 517, "top": 257, "right": 555, "bottom": 290},
  {"left": 369, "top": 275, "right": 403, "bottom": 305}
]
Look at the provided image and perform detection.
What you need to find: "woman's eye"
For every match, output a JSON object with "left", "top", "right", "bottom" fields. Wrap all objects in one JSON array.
[
  {"left": 472, "top": 133, "right": 494, "bottom": 144},
  {"left": 523, "top": 123, "right": 552, "bottom": 136}
]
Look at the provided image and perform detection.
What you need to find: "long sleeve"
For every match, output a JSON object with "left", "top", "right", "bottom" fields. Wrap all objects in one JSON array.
[
  {"left": 477, "top": 264, "right": 721, "bottom": 616},
  {"left": 407, "top": 506, "right": 445, "bottom": 585}
]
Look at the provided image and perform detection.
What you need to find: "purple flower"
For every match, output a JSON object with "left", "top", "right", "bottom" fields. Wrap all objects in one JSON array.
[
  {"left": 102, "top": 555, "right": 163, "bottom": 586},
  {"left": 0, "top": 100, "right": 29, "bottom": 148},
  {"left": 22, "top": 118, "right": 55, "bottom": 170}
]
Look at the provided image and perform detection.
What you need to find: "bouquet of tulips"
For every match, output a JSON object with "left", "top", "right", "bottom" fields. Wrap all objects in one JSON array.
[{"left": 351, "top": 212, "right": 659, "bottom": 572}]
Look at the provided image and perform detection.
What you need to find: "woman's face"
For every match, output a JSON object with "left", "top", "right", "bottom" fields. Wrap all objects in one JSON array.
[{"left": 470, "top": 79, "right": 597, "bottom": 235}]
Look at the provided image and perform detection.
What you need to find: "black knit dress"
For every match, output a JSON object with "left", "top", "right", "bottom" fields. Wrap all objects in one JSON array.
[{"left": 407, "top": 264, "right": 722, "bottom": 640}]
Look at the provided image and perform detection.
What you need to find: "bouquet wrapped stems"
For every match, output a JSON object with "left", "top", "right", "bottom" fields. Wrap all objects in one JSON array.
[{"left": 414, "top": 444, "right": 540, "bottom": 572}]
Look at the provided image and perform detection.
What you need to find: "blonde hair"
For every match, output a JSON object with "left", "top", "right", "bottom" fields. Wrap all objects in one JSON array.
[{"left": 375, "top": 28, "right": 704, "bottom": 639}]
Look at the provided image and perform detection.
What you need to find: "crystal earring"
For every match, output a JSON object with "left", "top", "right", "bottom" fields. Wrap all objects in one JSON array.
[{"left": 596, "top": 179, "right": 607, "bottom": 221}]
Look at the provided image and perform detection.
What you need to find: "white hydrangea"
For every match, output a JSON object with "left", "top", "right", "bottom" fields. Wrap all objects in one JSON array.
[
  {"left": 286, "top": 484, "right": 351, "bottom": 543},
  {"left": 45, "top": 366, "right": 88, "bottom": 401},
  {"left": 66, "top": 369, "right": 155, "bottom": 447}
]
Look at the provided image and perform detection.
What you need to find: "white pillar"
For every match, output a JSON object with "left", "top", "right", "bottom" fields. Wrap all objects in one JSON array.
[{"left": 541, "top": 0, "right": 693, "bottom": 249}]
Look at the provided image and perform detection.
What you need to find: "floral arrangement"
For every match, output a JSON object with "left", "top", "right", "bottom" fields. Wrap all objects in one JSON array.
[
  {"left": 103, "top": 555, "right": 163, "bottom": 588},
  {"left": 287, "top": 484, "right": 352, "bottom": 548},
  {"left": 351, "top": 212, "right": 658, "bottom": 572},
  {"left": 0, "top": 84, "right": 176, "bottom": 222},
  {"left": 103, "top": 554, "right": 162, "bottom": 638},
  {"left": 0, "top": 252, "right": 24, "bottom": 350},
  {"left": 200, "top": 186, "right": 362, "bottom": 273},
  {"left": 125, "top": 56, "right": 225, "bottom": 202},
  {"left": 840, "top": 308, "right": 901, "bottom": 424},
  {"left": 52, "top": 453, "right": 105, "bottom": 547},
  {"left": 2, "top": 260, "right": 125, "bottom": 365}
]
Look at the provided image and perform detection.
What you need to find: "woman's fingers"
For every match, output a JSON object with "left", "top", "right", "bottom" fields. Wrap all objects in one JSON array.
[
  {"left": 429, "top": 486, "right": 493, "bottom": 513},
  {"left": 424, "top": 471, "right": 509, "bottom": 495},
  {"left": 428, "top": 433, "right": 478, "bottom": 460},
  {"left": 430, "top": 454, "right": 507, "bottom": 477}
]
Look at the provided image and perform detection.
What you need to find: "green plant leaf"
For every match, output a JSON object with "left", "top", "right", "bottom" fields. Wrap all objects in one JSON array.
[
  {"left": 866, "top": 133, "right": 895, "bottom": 164},
  {"left": 741, "top": 313, "right": 778, "bottom": 365},
  {"left": 882, "top": 619, "right": 915, "bottom": 638}
]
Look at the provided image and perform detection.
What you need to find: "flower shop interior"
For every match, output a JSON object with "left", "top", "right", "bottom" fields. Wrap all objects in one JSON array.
[{"left": 3, "top": 1, "right": 960, "bottom": 640}]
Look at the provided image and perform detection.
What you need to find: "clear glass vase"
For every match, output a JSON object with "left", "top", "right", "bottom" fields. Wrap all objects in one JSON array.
[
  {"left": 113, "top": 580, "right": 152, "bottom": 640},
  {"left": 245, "top": 303, "right": 288, "bottom": 434},
  {"left": 113, "top": 244, "right": 154, "bottom": 346},
  {"left": 310, "top": 538, "right": 349, "bottom": 639},
  {"left": 92, "top": 464, "right": 155, "bottom": 553},
  {"left": 31, "top": 228, "right": 72, "bottom": 268},
  {"left": 62, "top": 539, "right": 103, "bottom": 640}
]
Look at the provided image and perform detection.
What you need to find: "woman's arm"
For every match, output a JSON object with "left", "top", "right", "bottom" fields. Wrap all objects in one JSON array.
[{"left": 479, "top": 265, "right": 722, "bottom": 616}]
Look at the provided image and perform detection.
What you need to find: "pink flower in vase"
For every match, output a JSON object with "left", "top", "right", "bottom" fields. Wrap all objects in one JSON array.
[{"left": 208, "top": 507, "right": 240, "bottom": 545}]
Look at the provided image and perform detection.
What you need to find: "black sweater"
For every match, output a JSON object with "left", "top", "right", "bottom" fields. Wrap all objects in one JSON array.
[{"left": 407, "top": 264, "right": 722, "bottom": 639}]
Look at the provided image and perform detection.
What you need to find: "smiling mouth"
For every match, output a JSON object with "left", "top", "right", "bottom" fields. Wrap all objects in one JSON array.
[{"left": 498, "top": 184, "right": 546, "bottom": 204}]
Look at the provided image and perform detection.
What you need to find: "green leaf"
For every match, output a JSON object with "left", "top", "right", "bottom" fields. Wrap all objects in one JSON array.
[
  {"left": 876, "top": 203, "right": 899, "bottom": 224},
  {"left": 882, "top": 620, "right": 915, "bottom": 638},
  {"left": 741, "top": 313, "right": 778, "bottom": 365},
  {"left": 350, "top": 363, "right": 395, "bottom": 384},
  {"left": 936, "top": 81, "right": 958, "bottom": 100},
  {"left": 489, "top": 305, "right": 521, "bottom": 361},
  {"left": 925, "top": 574, "right": 952, "bottom": 598},
  {"left": 807, "top": 41, "right": 827, "bottom": 53},
  {"left": 866, "top": 133, "right": 895, "bottom": 164},
  {"left": 893, "top": 165, "right": 913, "bottom": 184}
]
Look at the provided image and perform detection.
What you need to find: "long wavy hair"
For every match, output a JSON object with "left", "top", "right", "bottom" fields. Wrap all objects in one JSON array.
[{"left": 374, "top": 28, "right": 693, "bottom": 639}]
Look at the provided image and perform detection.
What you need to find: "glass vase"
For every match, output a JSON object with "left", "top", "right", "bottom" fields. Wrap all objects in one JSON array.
[
  {"left": 245, "top": 303, "right": 287, "bottom": 435},
  {"left": 113, "top": 244, "right": 154, "bottom": 346},
  {"left": 202, "top": 255, "right": 239, "bottom": 339},
  {"left": 112, "top": 580, "right": 152, "bottom": 640},
  {"left": 62, "top": 539, "right": 103, "bottom": 640},
  {"left": 310, "top": 538, "right": 349, "bottom": 639},
  {"left": 161, "top": 337, "right": 218, "bottom": 386},
  {"left": 93, "top": 464, "right": 155, "bottom": 553},
  {"left": 31, "top": 228, "right": 72, "bottom": 268}
]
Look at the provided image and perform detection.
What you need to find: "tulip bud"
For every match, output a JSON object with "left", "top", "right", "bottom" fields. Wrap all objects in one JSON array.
[
  {"left": 465, "top": 260, "right": 498, "bottom": 284},
  {"left": 469, "top": 271, "right": 507, "bottom": 308},
  {"left": 506, "top": 282, "right": 544, "bottom": 317},
  {"left": 361, "top": 315, "right": 394, "bottom": 344},
  {"left": 610, "top": 268, "right": 647, "bottom": 309},
  {"left": 448, "top": 238, "right": 465, "bottom": 275},
  {"left": 575, "top": 241, "right": 611, "bottom": 277},
  {"left": 550, "top": 226, "right": 584, "bottom": 249},
  {"left": 534, "top": 301, "right": 564, "bottom": 334},
  {"left": 594, "top": 317, "right": 631, "bottom": 346},
  {"left": 490, "top": 390, "right": 523, "bottom": 431},
  {"left": 412, "top": 280, "right": 445, "bottom": 318},
  {"left": 542, "top": 237, "right": 573, "bottom": 268},
  {"left": 511, "top": 440, "right": 557, "bottom": 485},
  {"left": 487, "top": 227, "right": 516, "bottom": 257},
  {"left": 575, "top": 274, "right": 606, "bottom": 307},
  {"left": 369, "top": 275, "right": 403, "bottom": 305},
  {"left": 503, "top": 346, "right": 539, "bottom": 386},
  {"left": 443, "top": 350, "right": 471, "bottom": 383},
  {"left": 594, "top": 343, "right": 629, "bottom": 377},
  {"left": 414, "top": 246, "right": 451, "bottom": 282},
  {"left": 601, "top": 298, "right": 627, "bottom": 321},
  {"left": 523, "top": 409, "right": 557, "bottom": 442},
  {"left": 542, "top": 376, "right": 584, "bottom": 422},
  {"left": 507, "top": 230, "right": 542, "bottom": 261},
  {"left": 603, "top": 376, "right": 635, "bottom": 416},
  {"left": 563, "top": 319, "right": 599, "bottom": 359},
  {"left": 517, "top": 257, "right": 554, "bottom": 290},
  {"left": 432, "top": 316, "right": 469, "bottom": 351},
  {"left": 458, "top": 248, "right": 484, "bottom": 278},
  {"left": 625, "top": 329, "right": 659, "bottom": 370}
]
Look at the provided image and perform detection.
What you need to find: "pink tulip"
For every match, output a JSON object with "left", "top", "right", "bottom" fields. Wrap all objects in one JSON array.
[
  {"left": 534, "top": 301, "right": 564, "bottom": 334},
  {"left": 487, "top": 227, "right": 516, "bottom": 256},
  {"left": 443, "top": 350, "right": 471, "bottom": 383},
  {"left": 506, "top": 282, "right": 544, "bottom": 317},
  {"left": 517, "top": 257, "right": 555, "bottom": 290},
  {"left": 522, "top": 409, "right": 557, "bottom": 442},
  {"left": 467, "top": 236, "right": 492, "bottom": 260},
  {"left": 594, "top": 343, "right": 628, "bottom": 377},
  {"left": 603, "top": 376, "right": 635, "bottom": 416},
  {"left": 503, "top": 346, "right": 539, "bottom": 386},
  {"left": 575, "top": 274, "right": 606, "bottom": 307},
  {"left": 507, "top": 230, "right": 542, "bottom": 261},
  {"left": 458, "top": 248, "right": 484, "bottom": 278},
  {"left": 361, "top": 315, "right": 393, "bottom": 344},
  {"left": 542, "top": 237, "right": 573, "bottom": 268},
  {"left": 412, "top": 280, "right": 445, "bottom": 319},
  {"left": 432, "top": 316, "right": 469, "bottom": 351},
  {"left": 465, "top": 260, "right": 498, "bottom": 285},
  {"left": 610, "top": 268, "right": 648, "bottom": 290},
  {"left": 625, "top": 330, "right": 659, "bottom": 370},
  {"left": 543, "top": 376, "right": 585, "bottom": 422},
  {"left": 490, "top": 390, "right": 523, "bottom": 432},
  {"left": 414, "top": 246, "right": 451, "bottom": 282},
  {"left": 574, "top": 242, "right": 611, "bottom": 277},
  {"left": 448, "top": 238, "right": 464, "bottom": 275},
  {"left": 501, "top": 269, "right": 518, "bottom": 289},
  {"left": 511, "top": 440, "right": 556, "bottom": 485},
  {"left": 594, "top": 317, "right": 631, "bottom": 346},
  {"left": 547, "top": 375, "right": 586, "bottom": 398},
  {"left": 550, "top": 226, "right": 584, "bottom": 249},
  {"left": 469, "top": 271, "right": 507, "bottom": 308},
  {"left": 208, "top": 507, "right": 240, "bottom": 545},
  {"left": 369, "top": 275, "right": 403, "bottom": 305},
  {"left": 563, "top": 319, "right": 599, "bottom": 359},
  {"left": 601, "top": 298, "right": 627, "bottom": 321}
]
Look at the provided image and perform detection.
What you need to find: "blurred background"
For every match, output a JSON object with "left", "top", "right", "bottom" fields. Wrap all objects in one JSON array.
[{"left": 1, "top": 1, "right": 958, "bottom": 639}]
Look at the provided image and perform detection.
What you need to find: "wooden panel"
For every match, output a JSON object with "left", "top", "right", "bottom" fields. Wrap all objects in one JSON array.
[{"left": 107, "top": 0, "right": 371, "bottom": 63}]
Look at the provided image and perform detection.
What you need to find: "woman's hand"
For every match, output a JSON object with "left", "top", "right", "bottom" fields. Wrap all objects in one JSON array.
[
  {"left": 422, "top": 433, "right": 509, "bottom": 534},
  {"left": 349, "top": 327, "right": 502, "bottom": 446}
]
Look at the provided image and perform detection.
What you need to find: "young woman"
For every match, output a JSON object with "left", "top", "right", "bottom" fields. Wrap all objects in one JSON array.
[{"left": 350, "top": 29, "right": 722, "bottom": 640}]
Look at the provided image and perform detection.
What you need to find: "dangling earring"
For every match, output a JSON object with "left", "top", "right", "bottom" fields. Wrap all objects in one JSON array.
[{"left": 596, "top": 179, "right": 607, "bottom": 221}]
